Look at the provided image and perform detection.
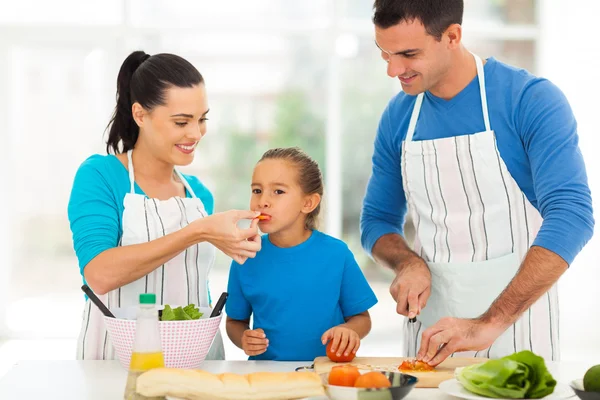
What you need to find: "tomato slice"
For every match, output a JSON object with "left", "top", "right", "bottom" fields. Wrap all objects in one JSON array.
[{"left": 398, "top": 359, "right": 434, "bottom": 372}]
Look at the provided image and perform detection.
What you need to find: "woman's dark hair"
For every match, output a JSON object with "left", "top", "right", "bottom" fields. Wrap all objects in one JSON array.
[
  {"left": 372, "top": 0, "right": 464, "bottom": 41},
  {"left": 259, "top": 147, "right": 324, "bottom": 231},
  {"left": 105, "top": 51, "right": 204, "bottom": 154}
]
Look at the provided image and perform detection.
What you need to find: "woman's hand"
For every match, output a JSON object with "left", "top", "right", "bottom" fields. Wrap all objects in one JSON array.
[{"left": 194, "top": 210, "right": 262, "bottom": 264}]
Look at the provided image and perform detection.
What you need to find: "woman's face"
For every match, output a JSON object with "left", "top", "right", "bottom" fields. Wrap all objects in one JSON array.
[{"left": 134, "top": 84, "right": 209, "bottom": 166}]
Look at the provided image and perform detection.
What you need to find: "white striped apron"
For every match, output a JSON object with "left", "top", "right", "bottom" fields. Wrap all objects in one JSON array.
[
  {"left": 77, "top": 149, "right": 225, "bottom": 360},
  {"left": 401, "top": 54, "right": 559, "bottom": 360}
]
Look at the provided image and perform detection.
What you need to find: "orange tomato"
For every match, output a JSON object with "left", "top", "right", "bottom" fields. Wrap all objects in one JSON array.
[
  {"left": 354, "top": 371, "right": 392, "bottom": 389},
  {"left": 328, "top": 365, "right": 361, "bottom": 387},
  {"left": 326, "top": 340, "right": 356, "bottom": 363}
]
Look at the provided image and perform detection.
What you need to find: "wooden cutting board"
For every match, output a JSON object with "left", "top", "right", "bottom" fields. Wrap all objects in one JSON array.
[{"left": 313, "top": 356, "right": 486, "bottom": 388}]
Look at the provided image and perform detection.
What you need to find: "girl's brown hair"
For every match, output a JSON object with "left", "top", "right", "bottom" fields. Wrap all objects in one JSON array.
[{"left": 259, "top": 147, "right": 323, "bottom": 231}]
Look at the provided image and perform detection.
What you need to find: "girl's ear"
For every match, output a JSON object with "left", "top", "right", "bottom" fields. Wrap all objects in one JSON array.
[{"left": 302, "top": 193, "right": 321, "bottom": 214}]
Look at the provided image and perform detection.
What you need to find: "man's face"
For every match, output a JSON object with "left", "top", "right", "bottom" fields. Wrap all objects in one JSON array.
[{"left": 375, "top": 19, "right": 453, "bottom": 96}]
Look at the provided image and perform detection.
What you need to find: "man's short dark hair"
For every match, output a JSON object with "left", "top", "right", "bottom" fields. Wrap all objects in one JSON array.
[{"left": 373, "top": 0, "right": 464, "bottom": 41}]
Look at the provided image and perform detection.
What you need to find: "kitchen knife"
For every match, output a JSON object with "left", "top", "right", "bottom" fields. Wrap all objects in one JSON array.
[{"left": 408, "top": 316, "right": 417, "bottom": 359}]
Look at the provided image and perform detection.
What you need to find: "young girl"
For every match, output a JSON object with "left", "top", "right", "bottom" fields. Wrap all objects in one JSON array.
[{"left": 226, "top": 147, "right": 378, "bottom": 361}]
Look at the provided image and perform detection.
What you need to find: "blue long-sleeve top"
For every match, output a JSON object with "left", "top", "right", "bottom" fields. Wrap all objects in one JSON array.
[{"left": 360, "top": 57, "right": 594, "bottom": 265}]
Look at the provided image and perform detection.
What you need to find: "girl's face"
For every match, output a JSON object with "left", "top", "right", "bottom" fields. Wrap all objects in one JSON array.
[
  {"left": 133, "top": 84, "right": 209, "bottom": 166},
  {"left": 250, "top": 159, "right": 318, "bottom": 235}
]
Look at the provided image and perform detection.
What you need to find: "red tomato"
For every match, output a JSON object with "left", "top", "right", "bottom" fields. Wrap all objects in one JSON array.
[
  {"left": 326, "top": 340, "right": 356, "bottom": 363},
  {"left": 328, "top": 365, "right": 361, "bottom": 387}
]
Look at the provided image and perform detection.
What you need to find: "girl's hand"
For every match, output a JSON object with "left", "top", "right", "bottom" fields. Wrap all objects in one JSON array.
[
  {"left": 321, "top": 325, "right": 361, "bottom": 358},
  {"left": 242, "top": 328, "right": 269, "bottom": 356},
  {"left": 194, "top": 210, "right": 261, "bottom": 264}
]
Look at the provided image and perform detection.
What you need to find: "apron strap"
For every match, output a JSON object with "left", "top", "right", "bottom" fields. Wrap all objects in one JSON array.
[
  {"left": 127, "top": 149, "right": 197, "bottom": 198},
  {"left": 126, "top": 150, "right": 136, "bottom": 194},
  {"left": 175, "top": 170, "right": 198, "bottom": 198},
  {"left": 473, "top": 54, "right": 491, "bottom": 132},
  {"left": 405, "top": 93, "right": 424, "bottom": 142}
]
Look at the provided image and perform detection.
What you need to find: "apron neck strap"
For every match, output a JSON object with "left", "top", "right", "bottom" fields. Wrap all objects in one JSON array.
[
  {"left": 473, "top": 53, "right": 491, "bottom": 132},
  {"left": 127, "top": 150, "right": 136, "bottom": 194},
  {"left": 406, "top": 93, "right": 424, "bottom": 142},
  {"left": 175, "top": 169, "right": 198, "bottom": 198},
  {"left": 126, "top": 149, "right": 198, "bottom": 198},
  {"left": 405, "top": 53, "right": 491, "bottom": 142}
]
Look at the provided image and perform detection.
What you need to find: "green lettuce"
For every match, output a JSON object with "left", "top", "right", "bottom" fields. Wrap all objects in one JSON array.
[
  {"left": 457, "top": 351, "right": 556, "bottom": 399},
  {"left": 160, "top": 304, "right": 203, "bottom": 321},
  {"left": 183, "top": 304, "right": 202, "bottom": 320}
]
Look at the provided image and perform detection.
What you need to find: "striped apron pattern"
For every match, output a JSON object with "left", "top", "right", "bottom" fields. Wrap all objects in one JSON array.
[
  {"left": 77, "top": 149, "right": 225, "bottom": 360},
  {"left": 401, "top": 54, "right": 559, "bottom": 361}
]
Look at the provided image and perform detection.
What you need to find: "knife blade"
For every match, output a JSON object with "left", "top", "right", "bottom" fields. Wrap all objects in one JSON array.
[{"left": 407, "top": 316, "right": 417, "bottom": 360}]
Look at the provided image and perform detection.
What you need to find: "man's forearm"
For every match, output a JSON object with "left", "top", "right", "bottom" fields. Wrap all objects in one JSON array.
[
  {"left": 480, "top": 246, "right": 568, "bottom": 329},
  {"left": 371, "top": 233, "right": 421, "bottom": 272}
]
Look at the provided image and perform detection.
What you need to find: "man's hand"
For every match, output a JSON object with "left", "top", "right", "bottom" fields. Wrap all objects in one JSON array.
[
  {"left": 417, "top": 317, "right": 506, "bottom": 366},
  {"left": 390, "top": 256, "right": 432, "bottom": 319},
  {"left": 242, "top": 328, "right": 269, "bottom": 357}
]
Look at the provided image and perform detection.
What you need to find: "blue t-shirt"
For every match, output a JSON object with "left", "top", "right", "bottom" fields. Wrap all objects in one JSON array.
[
  {"left": 226, "top": 230, "right": 378, "bottom": 361},
  {"left": 67, "top": 154, "right": 214, "bottom": 277},
  {"left": 361, "top": 57, "right": 594, "bottom": 264}
]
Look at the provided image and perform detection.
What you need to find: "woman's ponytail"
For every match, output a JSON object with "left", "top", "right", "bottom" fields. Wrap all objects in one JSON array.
[{"left": 105, "top": 51, "right": 150, "bottom": 154}]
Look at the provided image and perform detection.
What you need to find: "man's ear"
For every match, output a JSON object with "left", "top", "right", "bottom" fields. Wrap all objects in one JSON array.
[
  {"left": 132, "top": 102, "right": 146, "bottom": 128},
  {"left": 444, "top": 23, "right": 462, "bottom": 49},
  {"left": 302, "top": 193, "right": 321, "bottom": 214}
]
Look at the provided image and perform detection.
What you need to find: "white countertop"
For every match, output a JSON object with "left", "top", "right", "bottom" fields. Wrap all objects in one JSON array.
[{"left": 0, "top": 359, "right": 593, "bottom": 400}]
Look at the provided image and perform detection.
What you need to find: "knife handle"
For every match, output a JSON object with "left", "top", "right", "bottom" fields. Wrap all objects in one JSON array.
[{"left": 209, "top": 292, "right": 228, "bottom": 318}]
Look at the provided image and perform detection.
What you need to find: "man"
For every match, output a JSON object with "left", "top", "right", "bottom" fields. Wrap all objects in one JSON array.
[{"left": 360, "top": 0, "right": 594, "bottom": 366}]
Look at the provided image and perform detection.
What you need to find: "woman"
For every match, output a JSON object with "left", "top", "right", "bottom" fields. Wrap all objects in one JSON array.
[{"left": 68, "top": 50, "right": 261, "bottom": 360}]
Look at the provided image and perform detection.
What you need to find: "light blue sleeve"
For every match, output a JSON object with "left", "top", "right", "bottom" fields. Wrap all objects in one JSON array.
[
  {"left": 225, "top": 261, "right": 252, "bottom": 321},
  {"left": 339, "top": 246, "right": 378, "bottom": 318},
  {"left": 67, "top": 157, "right": 121, "bottom": 276},
  {"left": 360, "top": 102, "right": 408, "bottom": 256},
  {"left": 517, "top": 79, "right": 594, "bottom": 264}
]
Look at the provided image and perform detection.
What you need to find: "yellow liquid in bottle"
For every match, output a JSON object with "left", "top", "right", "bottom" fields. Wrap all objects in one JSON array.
[
  {"left": 124, "top": 352, "right": 165, "bottom": 400},
  {"left": 130, "top": 352, "right": 165, "bottom": 370}
]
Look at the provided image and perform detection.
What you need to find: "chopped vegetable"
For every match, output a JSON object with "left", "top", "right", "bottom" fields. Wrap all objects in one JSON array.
[{"left": 399, "top": 359, "right": 434, "bottom": 372}]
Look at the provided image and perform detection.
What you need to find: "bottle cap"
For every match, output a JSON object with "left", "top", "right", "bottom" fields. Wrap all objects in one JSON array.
[{"left": 140, "top": 293, "right": 156, "bottom": 304}]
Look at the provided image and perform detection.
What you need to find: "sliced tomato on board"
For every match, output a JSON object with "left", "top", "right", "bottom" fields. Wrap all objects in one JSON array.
[{"left": 399, "top": 359, "right": 434, "bottom": 372}]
